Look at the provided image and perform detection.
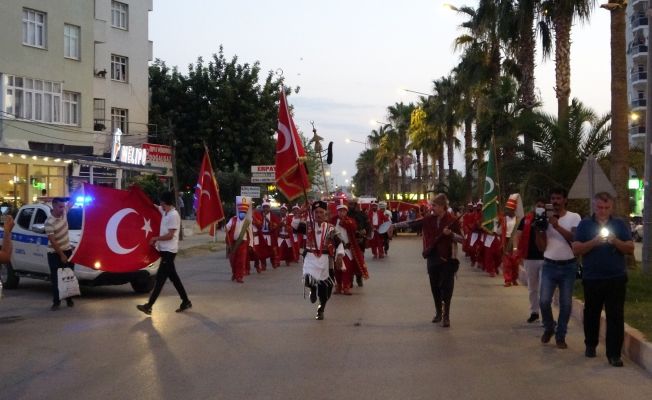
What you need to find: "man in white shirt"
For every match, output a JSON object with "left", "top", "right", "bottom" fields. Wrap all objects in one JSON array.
[
  {"left": 535, "top": 188, "right": 581, "bottom": 349},
  {"left": 137, "top": 191, "right": 191, "bottom": 315}
]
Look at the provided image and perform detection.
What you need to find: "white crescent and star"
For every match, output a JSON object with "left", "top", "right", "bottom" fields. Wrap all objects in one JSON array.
[
  {"left": 276, "top": 122, "right": 292, "bottom": 154},
  {"left": 105, "top": 208, "right": 153, "bottom": 255},
  {"left": 201, "top": 171, "right": 212, "bottom": 199},
  {"left": 484, "top": 177, "right": 495, "bottom": 195}
]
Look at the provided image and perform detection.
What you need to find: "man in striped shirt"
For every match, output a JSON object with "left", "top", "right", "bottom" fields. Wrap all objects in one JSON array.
[{"left": 45, "top": 197, "right": 75, "bottom": 310}]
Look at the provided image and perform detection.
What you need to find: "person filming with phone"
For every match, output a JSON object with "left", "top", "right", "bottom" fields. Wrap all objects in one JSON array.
[
  {"left": 535, "top": 188, "right": 581, "bottom": 350},
  {"left": 572, "top": 192, "right": 633, "bottom": 367}
]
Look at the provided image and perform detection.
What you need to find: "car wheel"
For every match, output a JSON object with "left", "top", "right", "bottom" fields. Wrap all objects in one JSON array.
[
  {"left": 131, "top": 276, "right": 155, "bottom": 293},
  {"left": 0, "top": 262, "right": 20, "bottom": 289}
]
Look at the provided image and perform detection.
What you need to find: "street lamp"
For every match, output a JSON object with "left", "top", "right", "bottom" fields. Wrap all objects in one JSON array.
[
  {"left": 345, "top": 138, "right": 369, "bottom": 149},
  {"left": 402, "top": 88, "right": 431, "bottom": 97},
  {"left": 443, "top": 3, "right": 459, "bottom": 11}
]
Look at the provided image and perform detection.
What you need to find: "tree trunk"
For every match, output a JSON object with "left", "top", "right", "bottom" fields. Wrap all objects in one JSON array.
[
  {"left": 518, "top": 10, "right": 536, "bottom": 155},
  {"left": 447, "top": 126, "right": 455, "bottom": 181},
  {"left": 554, "top": 14, "right": 573, "bottom": 130},
  {"left": 609, "top": 5, "right": 630, "bottom": 218},
  {"left": 438, "top": 148, "right": 445, "bottom": 189},
  {"left": 464, "top": 117, "right": 473, "bottom": 200}
]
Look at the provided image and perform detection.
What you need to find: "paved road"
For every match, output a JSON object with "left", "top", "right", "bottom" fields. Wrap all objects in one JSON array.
[{"left": 1, "top": 236, "right": 650, "bottom": 400}]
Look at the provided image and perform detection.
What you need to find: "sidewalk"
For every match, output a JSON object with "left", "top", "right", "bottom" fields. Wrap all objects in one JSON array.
[{"left": 177, "top": 218, "right": 225, "bottom": 256}]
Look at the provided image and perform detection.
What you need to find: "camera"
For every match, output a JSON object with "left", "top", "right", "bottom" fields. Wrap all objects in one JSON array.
[{"left": 534, "top": 207, "right": 549, "bottom": 231}]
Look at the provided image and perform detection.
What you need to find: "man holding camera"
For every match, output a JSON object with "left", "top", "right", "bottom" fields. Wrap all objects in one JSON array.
[
  {"left": 572, "top": 192, "right": 633, "bottom": 367},
  {"left": 535, "top": 188, "right": 581, "bottom": 349}
]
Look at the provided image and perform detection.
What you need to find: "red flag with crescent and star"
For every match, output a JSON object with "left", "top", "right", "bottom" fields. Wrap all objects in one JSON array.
[
  {"left": 194, "top": 149, "right": 225, "bottom": 230},
  {"left": 70, "top": 183, "right": 162, "bottom": 272},
  {"left": 275, "top": 88, "right": 310, "bottom": 201}
]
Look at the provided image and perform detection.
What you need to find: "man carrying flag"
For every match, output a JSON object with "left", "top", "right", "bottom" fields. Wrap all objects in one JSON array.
[
  {"left": 194, "top": 148, "right": 225, "bottom": 231},
  {"left": 225, "top": 196, "right": 254, "bottom": 283}
]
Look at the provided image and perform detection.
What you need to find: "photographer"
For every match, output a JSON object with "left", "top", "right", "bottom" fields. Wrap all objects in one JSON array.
[
  {"left": 572, "top": 192, "right": 633, "bottom": 367},
  {"left": 535, "top": 188, "right": 581, "bottom": 349}
]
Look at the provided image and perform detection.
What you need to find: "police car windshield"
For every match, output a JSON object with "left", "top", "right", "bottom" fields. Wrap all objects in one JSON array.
[{"left": 67, "top": 208, "right": 83, "bottom": 230}]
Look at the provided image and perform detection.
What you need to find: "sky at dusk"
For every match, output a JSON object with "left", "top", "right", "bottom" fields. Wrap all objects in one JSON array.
[{"left": 150, "top": 0, "right": 612, "bottom": 190}]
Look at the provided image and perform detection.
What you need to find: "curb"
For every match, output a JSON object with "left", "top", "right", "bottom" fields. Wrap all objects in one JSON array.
[
  {"left": 520, "top": 264, "right": 652, "bottom": 374},
  {"left": 571, "top": 297, "right": 652, "bottom": 375}
]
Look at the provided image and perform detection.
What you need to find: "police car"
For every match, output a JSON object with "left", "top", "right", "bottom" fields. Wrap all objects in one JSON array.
[{"left": 0, "top": 200, "right": 159, "bottom": 293}]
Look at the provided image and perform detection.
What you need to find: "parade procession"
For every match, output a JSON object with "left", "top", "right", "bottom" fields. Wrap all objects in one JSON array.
[{"left": 3, "top": 2, "right": 652, "bottom": 398}]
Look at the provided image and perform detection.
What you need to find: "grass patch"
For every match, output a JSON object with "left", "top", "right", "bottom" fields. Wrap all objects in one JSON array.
[{"left": 573, "top": 265, "right": 652, "bottom": 341}]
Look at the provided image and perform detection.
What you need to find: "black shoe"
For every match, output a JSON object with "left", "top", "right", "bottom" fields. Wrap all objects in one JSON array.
[
  {"left": 541, "top": 330, "right": 554, "bottom": 344},
  {"left": 441, "top": 316, "right": 450, "bottom": 328},
  {"left": 608, "top": 357, "right": 624, "bottom": 367},
  {"left": 309, "top": 287, "right": 317, "bottom": 304},
  {"left": 50, "top": 302, "right": 60, "bottom": 311},
  {"left": 356, "top": 275, "right": 363, "bottom": 287},
  {"left": 432, "top": 314, "right": 442, "bottom": 323},
  {"left": 315, "top": 305, "right": 324, "bottom": 320},
  {"left": 136, "top": 304, "right": 152, "bottom": 315},
  {"left": 66, "top": 298, "right": 74, "bottom": 307},
  {"left": 556, "top": 339, "right": 568, "bottom": 349},
  {"left": 585, "top": 347, "right": 597, "bottom": 358},
  {"left": 176, "top": 300, "right": 192, "bottom": 313},
  {"left": 527, "top": 313, "right": 539, "bottom": 323}
]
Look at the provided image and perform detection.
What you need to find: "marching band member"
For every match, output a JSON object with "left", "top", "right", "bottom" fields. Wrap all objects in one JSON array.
[
  {"left": 252, "top": 198, "right": 280, "bottom": 270},
  {"left": 332, "top": 199, "right": 369, "bottom": 295},
  {"left": 225, "top": 196, "right": 254, "bottom": 283},
  {"left": 277, "top": 204, "right": 297, "bottom": 266},
  {"left": 367, "top": 201, "right": 390, "bottom": 259},
  {"left": 294, "top": 200, "right": 344, "bottom": 320}
]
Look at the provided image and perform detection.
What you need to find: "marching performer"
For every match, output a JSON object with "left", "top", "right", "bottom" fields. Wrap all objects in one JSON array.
[
  {"left": 367, "top": 201, "right": 390, "bottom": 259},
  {"left": 294, "top": 200, "right": 344, "bottom": 320},
  {"left": 501, "top": 194, "right": 523, "bottom": 286},
  {"left": 252, "top": 198, "right": 280, "bottom": 270},
  {"left": 225, "top": 196, "right": 254, "bottom": 283},
  {"left": 332, "top": 199, "right": 369, "bottom": 295},
  {"left": 379, "top": 201, "right": 393, "bottom": 255},
  {"left": 277, "top": 204, "right": 297, "bottom": 266}
]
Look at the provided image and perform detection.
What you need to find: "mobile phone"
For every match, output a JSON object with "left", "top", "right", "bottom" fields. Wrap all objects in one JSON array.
[{"left": 545, "top": 203, "right": 553, "bottom": 219}]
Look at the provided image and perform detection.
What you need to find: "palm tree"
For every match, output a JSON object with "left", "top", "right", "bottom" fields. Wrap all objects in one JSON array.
[
  {"left": 540, "top": 0, "right": 595, "bottom": 128},
  {"left": 602, "top": 2, "right": 629, "bottom": 218},
  {"left": 431, "top": 76, "right": 462, "bottom": 180},
  {"left": 387, "top": 102, "right": 415, "bottom": 197}
]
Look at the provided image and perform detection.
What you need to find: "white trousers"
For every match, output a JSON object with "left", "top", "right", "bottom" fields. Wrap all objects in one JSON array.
[{"left": 523, "top": 259, "right": 544, "bottom": 314}]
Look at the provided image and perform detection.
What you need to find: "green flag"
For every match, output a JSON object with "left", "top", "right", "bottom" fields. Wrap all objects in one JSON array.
[{"left": 482, "top": 139, "right": 498, "bottom": 231}]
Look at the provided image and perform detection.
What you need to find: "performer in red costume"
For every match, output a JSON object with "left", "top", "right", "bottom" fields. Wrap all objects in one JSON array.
[
  {"left": 225, "top": 196, "right": 254, "bottom": 283},
  {"left": 332, "top": 199, "right": 370, "bottom": 295},
  {"left": 501, "top": 194, "right": 523, "bottom": 286},
  {"left": 367, "top": 201, "right": 390, "bottom": 259},
  {"left": 462, "top": 202, "right": 476, "bottom": 257},
  {"left": 276, "top": 204, "right": 297, "bottom": 266},
  {"left": 252, "top": 198, "right": 280, "bottom": 270},
  {"left": 291, "top": 204, "right": 304, "bottom": 262}
]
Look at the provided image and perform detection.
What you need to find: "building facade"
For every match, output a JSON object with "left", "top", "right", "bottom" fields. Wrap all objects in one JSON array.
[
  {"left": 626, "top": 0, "right": 648, "bottom": 150},
  {"left": 0, "top": 0, "right": 161, "bottom": 209}
]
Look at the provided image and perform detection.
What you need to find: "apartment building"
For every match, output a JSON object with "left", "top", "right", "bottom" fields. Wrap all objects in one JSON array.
[
  {"left": 0, "top": 0, "right": 161, "bottom": 207},
  {"left": 626, "top": 0, "right": 648, "bottom": 150}
]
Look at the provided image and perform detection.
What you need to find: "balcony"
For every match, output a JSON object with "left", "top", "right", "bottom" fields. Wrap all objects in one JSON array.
[
  {"left": 631, "top": 15, "right": 648, "bottom": 30},
  {"left": 630, "top": 43, "right": 648, "bottom": 60},
  {"left": 630, "top": 125, "right": 646, "bottom": 136},
  {"left": 631, "top": 98, "right": 647, "bottom": 109},
  {"left": 631, "top": 71, "right": 648, "bottom": 88},
  {"left": 631, "top": 0, "right": 649, "bottom": 10}
]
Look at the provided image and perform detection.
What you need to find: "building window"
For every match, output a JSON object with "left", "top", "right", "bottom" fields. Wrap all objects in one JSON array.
[
  {"left": 111, "top": 107, "right": 128, "bottom": 134},
  {"left": 111, "top": 1, "right": 128, "bottom": 30},
  {"left": 94, "top": 98, "right": 106, "bottom": 131},
  {"left": 22, "top": 8, "right": 47, "bottom": 48},
  {"left": 62, "top": 92, "right": 80, "bottom": 125},
  {"left": 4, "top": 75, "right": 62, "bottom": 123},
  {"left": 64, "top": 24, "right": 80, "bottom": 60},
  {"left": 111, "top": 54, "right": 128, "bottom": 82}
]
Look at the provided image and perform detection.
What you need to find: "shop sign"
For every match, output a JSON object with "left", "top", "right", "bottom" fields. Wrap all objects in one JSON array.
[
  {"left": 240, "top": 186, "right": 261, "bottom": 198},
  {"left": 110, "top": 128, "right": 147, "bottom": 166},
  {"left": 142, "top": 143, "right": 173, "bottom": 169},
  {"left": 251, "top": 165, "right": 275, "bottom": 183}
]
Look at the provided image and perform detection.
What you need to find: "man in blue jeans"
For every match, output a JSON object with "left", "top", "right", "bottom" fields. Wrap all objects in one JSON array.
[
  {"left": 535, "top": 188, "right": 581, "bottom": 349},
  {"left": 572, "top": 192, "right": 633, "bottom": 367}
]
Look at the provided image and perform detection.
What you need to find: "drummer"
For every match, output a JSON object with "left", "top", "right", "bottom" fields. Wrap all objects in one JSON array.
[{"left": 379, "top": 201, "right": 393, "bottom": 256}]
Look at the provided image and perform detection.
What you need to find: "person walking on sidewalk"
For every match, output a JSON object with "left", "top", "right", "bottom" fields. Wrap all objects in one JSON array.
[
  {"left": 46, "top": 196, "right": 77, "bottom": 311},
  {"left": 535, "top": 188, "right": 581, "bottom": 349},
  {"left": 514, "top": 198, "right": 546, "bottom": 323},
  {"left": 137, "top": 191, "right": 191, "bottom": 315},
  {"left": 572, "top": 192, "right": 634, "bottom": 367}
]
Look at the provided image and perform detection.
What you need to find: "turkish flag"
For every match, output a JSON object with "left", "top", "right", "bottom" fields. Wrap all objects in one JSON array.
[
  {"left": 194, "top": 149, "right": 225, "bottom": 230},
  {"left": 275, "top": 88, "right": 310, "bottom": 201},
  {"left": 70, "top": 184, "right": 162, "bottom": 273}
]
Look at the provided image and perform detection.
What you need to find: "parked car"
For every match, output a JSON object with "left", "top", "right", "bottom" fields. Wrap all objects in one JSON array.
[{"left": 0, "top": 202, "right": 159, "bottom": 293}]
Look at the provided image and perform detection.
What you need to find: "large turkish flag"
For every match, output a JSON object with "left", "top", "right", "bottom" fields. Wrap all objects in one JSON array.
[
  {"left": 194, "top": 149, "right": 224, "bottom": 230},
  {"left": 275, "top": 88, "right": 310, "bottom": 201},
  {"left": 70, "top": 184, "right": 162, "bottom": 272}
]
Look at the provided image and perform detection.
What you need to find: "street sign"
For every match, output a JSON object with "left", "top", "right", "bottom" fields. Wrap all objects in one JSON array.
[
  {"left": 251, "top": 165, "right": 275, "bottom": 183},
  {"left": 568, "top": 156, "right": 616, "bottom": 199},
  {"left": 241, "top": 186, "right": 261, "bottom": 198},
  {"left": 251, "top": 176, "right": 275, "bottom": 183}
]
